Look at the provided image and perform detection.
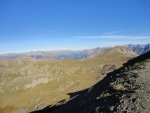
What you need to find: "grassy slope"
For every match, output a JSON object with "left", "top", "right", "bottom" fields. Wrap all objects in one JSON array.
[{"left": 0, "top": 46, "right": 137, "bottom": 113}]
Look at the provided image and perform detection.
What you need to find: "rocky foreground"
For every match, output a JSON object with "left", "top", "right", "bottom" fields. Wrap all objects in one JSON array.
[{"left": 32, "top": 51, "right": 150, "bottom": 113}]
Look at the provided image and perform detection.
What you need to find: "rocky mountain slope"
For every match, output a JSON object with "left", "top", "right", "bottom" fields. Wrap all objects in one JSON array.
[
  {"left": 32, "top": 51, "right": 150, "bottom": 113},
  {"left": 0, "top": 46, "right": 137, "bottom": 113}
]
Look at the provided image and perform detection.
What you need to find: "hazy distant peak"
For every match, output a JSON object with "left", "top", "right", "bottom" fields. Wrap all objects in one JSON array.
[{"left": 127, "top": 43, "right": 150, "bottom": 55}]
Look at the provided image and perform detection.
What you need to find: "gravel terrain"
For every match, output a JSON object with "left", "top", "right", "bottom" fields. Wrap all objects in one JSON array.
[{"left": 114, "top": 55, "right": 150, "bottom": 113}]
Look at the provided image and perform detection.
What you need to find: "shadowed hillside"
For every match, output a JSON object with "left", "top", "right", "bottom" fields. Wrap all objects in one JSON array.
[{"left": 31, "top": 51, "right": 150, "bottom": 113}]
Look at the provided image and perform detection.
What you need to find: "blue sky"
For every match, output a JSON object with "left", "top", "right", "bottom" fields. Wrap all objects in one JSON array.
[{"left": 0, "top": 0, "right": 150, "bottom": 53}]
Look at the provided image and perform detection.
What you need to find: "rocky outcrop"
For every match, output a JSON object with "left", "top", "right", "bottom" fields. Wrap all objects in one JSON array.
[{"left": 101, "top": 64, "right": 116, "bottom": 75}]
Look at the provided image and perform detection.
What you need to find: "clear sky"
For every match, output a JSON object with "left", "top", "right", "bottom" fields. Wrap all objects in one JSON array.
[{"left": 0, "top": 0, "right": 150, "bottom": 53}]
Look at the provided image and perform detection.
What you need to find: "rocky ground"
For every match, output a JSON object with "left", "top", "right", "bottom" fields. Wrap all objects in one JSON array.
[
  {"left": 32, "top": 51, "right": 150, "bottom": 113},
  {"left": 115, "top": 57, "right": 150, "bottom": 113}
]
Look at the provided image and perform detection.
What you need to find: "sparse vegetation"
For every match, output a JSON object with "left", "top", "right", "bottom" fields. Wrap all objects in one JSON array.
[
  {"left": 145, "top": 59, "right": 150, "bottom": 62},
  {"left": 110, "top": 84, "right": 126, "bottom": 91}
]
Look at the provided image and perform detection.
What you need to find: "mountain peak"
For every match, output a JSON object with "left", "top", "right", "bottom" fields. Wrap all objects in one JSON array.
[{"left": 127, "top": 43, "right": 150, "bottom": 55}]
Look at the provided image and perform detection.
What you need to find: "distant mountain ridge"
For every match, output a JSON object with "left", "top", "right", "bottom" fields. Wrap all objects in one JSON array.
[
  {"left": 0, "top": 43, "right": 149, "bottom": 60},
  {"left": 0, "top": 47, "right": 109, "bottom": 60},
  {"left": 127, "top": 43, "right": 150, "bottom": 55}
]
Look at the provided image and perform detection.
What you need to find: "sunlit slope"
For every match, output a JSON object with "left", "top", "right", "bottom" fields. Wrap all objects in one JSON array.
[
  {"left": 86, "top": 46, "right": 138, "bottom": 67},
  {"left": 0, "top": 46, "right": 137, "bottom": 113}
]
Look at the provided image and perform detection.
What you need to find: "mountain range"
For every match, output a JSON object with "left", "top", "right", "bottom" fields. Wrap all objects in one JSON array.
[
  {"left": 0, "top": 43, "right": 149, "bottom": 60},
  {"left": 127, "top": 43, "right": 150, "bottom": 55},
  {"left": 0, "top": 47, "right": 108, "bottom": 60},
  {"left": 0, "top": 46, "right": 138, "bottom": 113},
  {"left": 0, "top": 44, "right": 150, "bottom": 113}
]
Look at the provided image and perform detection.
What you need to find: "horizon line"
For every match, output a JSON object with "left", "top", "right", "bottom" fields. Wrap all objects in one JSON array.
[{"left": 0, "top": 43, "right": 149, "bottom": 55}]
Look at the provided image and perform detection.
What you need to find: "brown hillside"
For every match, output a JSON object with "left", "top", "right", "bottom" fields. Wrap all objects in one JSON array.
[{"left": 0, "top": 46, "right": 137, "bottom": 113}]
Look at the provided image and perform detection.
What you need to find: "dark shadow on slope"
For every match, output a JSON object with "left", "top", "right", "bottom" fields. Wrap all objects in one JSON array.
[{"left": 31, "top": 51, "right": 150, "bottom": 113}]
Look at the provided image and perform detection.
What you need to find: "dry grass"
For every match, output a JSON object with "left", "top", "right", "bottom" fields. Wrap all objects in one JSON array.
[
  {"left": 0, "top": 46, "right": 137, "bottom": 113},
  {"left": 110, "top": 84, "right": 126, "bottom": 91}
]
